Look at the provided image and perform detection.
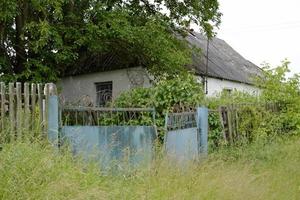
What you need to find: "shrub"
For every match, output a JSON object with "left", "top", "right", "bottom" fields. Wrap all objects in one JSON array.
[
  {"left": 113, "top": 73, "right": 204, "bottom": 138},
  {"left": 206, "top": 61, "right": 300, "bottom": 146}
]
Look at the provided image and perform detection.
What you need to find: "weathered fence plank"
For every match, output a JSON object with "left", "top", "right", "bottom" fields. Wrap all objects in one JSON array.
[
  {"left": 218, "top": 103, "right": 280, "bottom": 145},
  {"left": 24, "top": 83, "right": 30, "bottom": 132},
  {"left": 0, "top": 82, "right": 51, "bottom": 143},
  {"left": 0, "top": 82, "right": 5, "bottom": 132},
  {"left": 37, "top": 84, "right": 43, "bottom": 130},
  {"left": 31, "top": 83, "right": 36, "bottom": 130},
  {"left": 43, "top": 84, "right": 50, "bottom": 136},
  {"left": 9, "top": 83, "right": 15, "bottom": 141},
  {"left": 16, "top": 82, "right": 22, "bottom": 139},
  {"left": 0, "top": 82, "right": 5, "bottom": 143},
  {"left": 218, "top": 106, "right": 227, "bottom": 142},
  {"left": 227, "top": 106, "right": 233, "bottom": 144}
]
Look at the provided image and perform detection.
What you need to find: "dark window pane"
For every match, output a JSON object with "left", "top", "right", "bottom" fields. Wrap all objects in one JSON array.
[{"left": 95, "top": 81, "right": 112, "bottom": 107}]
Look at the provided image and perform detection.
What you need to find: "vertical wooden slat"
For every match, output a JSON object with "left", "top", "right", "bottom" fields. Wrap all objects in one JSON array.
[
  {"left": 0, "top": 82, "right": 5, "bottom": 143},
  {"left": 24, "top": 83, "right": 30, "bottom": 133},
  {"left": 44, "top": 84, "right": 50, "bottom": 135},
  {"left": 232, "top": 107, "right": 237, "bottom": 142},
  {"left": 0, "top": 82, "right": 5, "bottom": 131},
  {"left": 227, "top": 105, "right": 233, "bottom": 144},
  {"left": 37, "top": 84, "right": 43, "bottom": 132},
  {"left": 235, "top": 109, "right": 239, "bottom": 140},
  {"left": 9, "top": 83, "right": 15, "bottom": 141},
  {"left": 31, "top": 83, "right": 36, "bottom": 130},
  {"left": 218, "top": 106, "right": 227, "bottom": 142},
  {"left": 16, "top": 82, "right": 22, "bottom": 139}
]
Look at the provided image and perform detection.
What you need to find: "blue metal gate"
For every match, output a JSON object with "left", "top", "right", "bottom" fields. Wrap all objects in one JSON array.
[
  {"left": 47, "top": 94, "right": 208, "bottom": 168},
  {"left": 60, "top": 106, "right": 157, "bottom": 169},
  {"left": 47, "top": 94, "right": 157, "bottom": 169},
  {"left": 164, "top": 107, "right": 208, "bottom": 162}
]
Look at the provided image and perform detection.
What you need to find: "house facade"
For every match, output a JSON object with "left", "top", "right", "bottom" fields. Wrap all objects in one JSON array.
[
  {"left": 59, "top": 32, "right": 261, "bottom": 106},
  {"left": 59, "top": 67, "right": 151, "bottom": 105}
]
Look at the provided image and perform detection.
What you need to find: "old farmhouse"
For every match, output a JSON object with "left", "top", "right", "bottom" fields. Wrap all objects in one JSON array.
[{"left": 59, "top": 32, "right": 262, "bottom": 106}]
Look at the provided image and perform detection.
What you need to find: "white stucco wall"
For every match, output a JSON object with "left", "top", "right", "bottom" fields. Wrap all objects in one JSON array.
[
  {"left": 59, "top": 69, "right": 259, "bottom": 104},
  {"left": 198, "top": 76, "right": 260, "bottom": 96},
  {"left": 59, "top": 67, "right": 151, "bottom": 105}
]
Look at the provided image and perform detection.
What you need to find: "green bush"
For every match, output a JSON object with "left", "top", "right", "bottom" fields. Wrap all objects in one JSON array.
[
  {"left": 113, "top": 73, "right": 204, "bottom": 138},
  {"left": 206, "top": 61, "right": 300, "bottom": 146},
  {"left": 208, "top": 112, "right": 224, "bottom": 150},
  {"left": 114, "top": 73, "right": 204, "bottom": 112}
]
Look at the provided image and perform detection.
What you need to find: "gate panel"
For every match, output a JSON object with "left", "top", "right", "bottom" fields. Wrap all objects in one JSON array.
[
  {"left": 58, "top": 106, "right": 157, "bottom": 169},
  {"left": 164, "top": 107, "right": 208, "bottom": 162},
  {"left": 61, "top": 126, "right": 156, "bottom": 168},
  {"left": 165, "top": 128, "right": 199, "bottom": 161}
]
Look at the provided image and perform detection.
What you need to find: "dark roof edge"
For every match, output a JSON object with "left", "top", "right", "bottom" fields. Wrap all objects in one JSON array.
[
  {"left": 62, "top": 65, "right": 257, "bottom": 86},
  {"left": 61, "top": 66, "right": 133, "bottom": 78}
]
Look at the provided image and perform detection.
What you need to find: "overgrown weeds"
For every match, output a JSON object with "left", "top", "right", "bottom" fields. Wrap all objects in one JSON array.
[{"left": 1, "top": 134, "right": 300, "bottom": 199}]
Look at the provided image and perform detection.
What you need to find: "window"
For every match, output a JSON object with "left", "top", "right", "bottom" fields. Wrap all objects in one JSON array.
[
  {"left": 95, "top": 81, "right": 112, "bottom": 107},
  {"left": 223, "top": 88, "right": 233, "bottom": 95}
]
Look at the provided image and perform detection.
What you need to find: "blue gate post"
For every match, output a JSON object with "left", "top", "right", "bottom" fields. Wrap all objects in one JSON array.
[
  {"left": 46, "top": 83, "right": 59, "bottom": 147},
  {"left": 197, "top": 107, "right": 208, "bottom": 156}
]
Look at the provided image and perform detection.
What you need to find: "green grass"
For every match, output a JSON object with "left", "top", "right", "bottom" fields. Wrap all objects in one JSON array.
[{"left": 1, "top": 135, "right": 300, "bottom": 200}]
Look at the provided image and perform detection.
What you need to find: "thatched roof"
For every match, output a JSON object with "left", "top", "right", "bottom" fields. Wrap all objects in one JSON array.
[
  {"left": 186, "top": 32, "right": 262, "bottom": 84},
  {"left": 64, "top": 31, "right": 262, "bottom": 84}
]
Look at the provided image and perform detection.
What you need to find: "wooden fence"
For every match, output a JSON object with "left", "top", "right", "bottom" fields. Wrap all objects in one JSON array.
[
  {"left": 218, "top": 103, "right": 280, "bottom": 144},
  {"left": 0, "top": 82, "right": 56, "bottom": 143}
]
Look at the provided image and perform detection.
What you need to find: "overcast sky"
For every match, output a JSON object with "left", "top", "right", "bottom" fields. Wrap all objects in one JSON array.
[{"left": 216, "top": 0, "right": 300, "bottom": 74}]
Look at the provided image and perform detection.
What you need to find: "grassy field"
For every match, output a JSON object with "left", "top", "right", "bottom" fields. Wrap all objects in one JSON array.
[{"left": 1, "top": 135, "right": 300, "bottom": 200}]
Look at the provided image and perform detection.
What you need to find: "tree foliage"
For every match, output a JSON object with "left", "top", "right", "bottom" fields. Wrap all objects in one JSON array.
[
  {"left": 0, "top": 0, "right": 221, "bottom": 82},
  {"left": 257, "top": 60, "right": 300, "bottom": 105},
  {"left": 257, "top": 60, "right": 300, "bottom": 133}
]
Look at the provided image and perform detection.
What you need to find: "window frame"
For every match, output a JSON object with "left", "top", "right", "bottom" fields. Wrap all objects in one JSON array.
[
  {"left": 223, "top": 87, "right": 233, "bottom": 95},
  {"left": 95, "top": 81, "right": 113, "bottom": 107}
]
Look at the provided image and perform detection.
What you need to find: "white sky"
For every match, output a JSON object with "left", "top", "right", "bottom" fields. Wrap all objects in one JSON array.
[{"left": 216, "top": 0, "right": 300, "bottom": 74}]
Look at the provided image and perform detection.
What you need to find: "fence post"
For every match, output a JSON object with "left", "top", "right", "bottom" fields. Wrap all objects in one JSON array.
[
  {"left": 46, "top": 83, "right": 59, "bottom": 146},
  {"left": 197, "top": 107, "right": 208, "bottom": 156}
]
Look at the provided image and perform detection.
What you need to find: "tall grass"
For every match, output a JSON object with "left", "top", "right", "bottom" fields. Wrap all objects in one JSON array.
[{"left": 1, "top": 134, "right": 300, "bottom": 199}]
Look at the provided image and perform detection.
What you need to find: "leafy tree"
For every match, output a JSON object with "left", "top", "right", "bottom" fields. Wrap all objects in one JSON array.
[
  {"left": 0, "top": 0, "right": 221, "bottom": 82},
  {"left": 257, "top": 60, "right": 300, "bottom": 105},
  {"left": 256, "top": 60, "right": 300, "bottom": 133}
]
